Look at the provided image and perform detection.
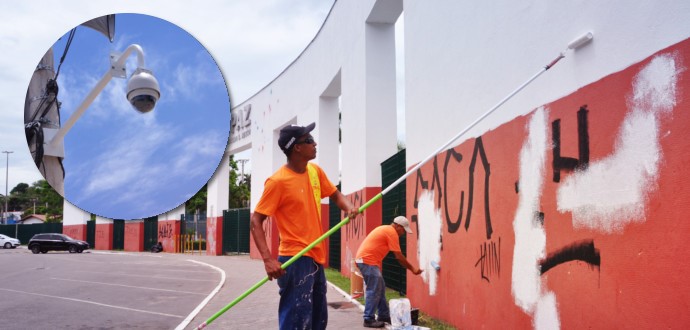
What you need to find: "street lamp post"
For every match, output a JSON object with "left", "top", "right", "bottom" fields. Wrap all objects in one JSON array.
[
  {"left": 42, "top": 44, "right": 160, "bottom": 159},
  {"left": 2, "top": 151, "right": 13, "bottom": 225}
]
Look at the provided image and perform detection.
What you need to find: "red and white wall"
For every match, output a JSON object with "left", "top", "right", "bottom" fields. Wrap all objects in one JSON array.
[
  {"left": 223, "top": 0, "right": 690, "bottom": 328},
  {"left": 406, "top": 40, "right": 690, "bottom": 328}
]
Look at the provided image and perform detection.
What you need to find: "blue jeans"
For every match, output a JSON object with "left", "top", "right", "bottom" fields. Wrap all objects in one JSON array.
[
  {"left": 277, "top": 256, "right": 328, "bottom": 330},
  {"left": 357, "top": 263, "right": 389, "bottom": 321}
]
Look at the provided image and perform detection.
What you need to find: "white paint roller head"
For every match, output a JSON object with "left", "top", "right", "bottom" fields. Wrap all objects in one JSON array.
[{"left": 568, "top": 32, "right": 594, "bottom": 50}]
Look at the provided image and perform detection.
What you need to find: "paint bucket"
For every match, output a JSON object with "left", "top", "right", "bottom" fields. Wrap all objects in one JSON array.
[
  {"left": 350, "top": 259, "right": 364, "bottom": 298},
  {"left": 411, "top": 308, "right": 419, "bottom": 325},
  {"left": 389, "top": 298, "right": 412, "bottom": 329}
]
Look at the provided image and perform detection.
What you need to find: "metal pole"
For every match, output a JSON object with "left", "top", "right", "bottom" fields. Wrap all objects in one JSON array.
[
  {"left": 237, "top": 159, "right": 249, "bottom": 207},
  {"left": 2, "top": 151, "right": 13, "bottom": 225}
]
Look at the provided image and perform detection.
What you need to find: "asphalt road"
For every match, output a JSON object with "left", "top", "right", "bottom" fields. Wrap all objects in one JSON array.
[{"left": 0, "top": 247, "right": 220, "bottom": 330}]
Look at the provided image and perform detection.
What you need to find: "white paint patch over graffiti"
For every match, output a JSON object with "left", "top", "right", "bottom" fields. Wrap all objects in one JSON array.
[
  {"left": 557, "top": 54, "right": 680, "bottom": 233},
  {"left": 416, "top": 190, "right": 443, "bottom": 296},
  {"left": 512, "top": 108, "right": 560, "bottom": 328}
]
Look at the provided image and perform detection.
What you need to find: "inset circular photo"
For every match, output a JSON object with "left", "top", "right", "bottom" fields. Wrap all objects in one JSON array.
[{"left": 24, "top": 13, "right": 231, "bottom": 220}]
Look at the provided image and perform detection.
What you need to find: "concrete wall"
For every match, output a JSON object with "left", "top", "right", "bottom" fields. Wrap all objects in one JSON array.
[
  {"left": 62, "top": 200, "right": 91, "bottom": 241},
  {"left": 124, "top": 220, "right": 144, "bottom": 252},
  {"left": 400, "top": 1, "right": 690, "bottom": 328},
  {"left": 407, "top": 40, "right": 690, "bottom": 328},
  {"left": 95, "top": 216, "right": 113, "bottom": 250}
]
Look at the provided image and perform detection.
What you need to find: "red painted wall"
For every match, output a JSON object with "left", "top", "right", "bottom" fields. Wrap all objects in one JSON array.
[
  {"left": 340, "top": 187, "right": 382, "bottom": 277},
  {"left": 249, "top": 214, "right": 279, "bottom": 260},
  {"left": 405, "top": 38, "right": 690, "bottom": 328},
  {"left": 124, "top": 222, "right": 144, "bottom": 252},
  {"left": 63, "top": 224, "right": 86, "bottom": 241},
  {"left": 207, "top": 216, "right": 223, "bottom": 256},
  {"left": 95, "top": 223, "right": 113, "bottom": 250},
  {"left": 158, "top": 220, "right": 180, "bottom": 253}
]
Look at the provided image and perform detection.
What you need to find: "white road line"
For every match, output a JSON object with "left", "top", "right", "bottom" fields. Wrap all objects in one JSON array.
[
  {"left": 74, "top": 270, "right": 218, "bottom": 282},
  {"left": 175, "top": 259, "right": 226, "bottom": 330},
  {"left": 0, "top": 287, "right": 184, "bottom": 318},
  {"left": 50, "top": 277, "right": 207, "bottom": 295}
]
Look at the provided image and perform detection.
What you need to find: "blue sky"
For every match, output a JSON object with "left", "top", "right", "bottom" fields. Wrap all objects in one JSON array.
[{"left": 54, "top": 14, "right": 229, "bottom": 219}]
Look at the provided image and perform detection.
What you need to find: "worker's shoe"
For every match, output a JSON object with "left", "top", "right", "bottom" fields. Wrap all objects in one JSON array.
[
  {"left": 363, "top": 319, "right": 385, "bottom": 328},
  {"left": 377, "top": 316, "right": 391, "bottom": 324}
]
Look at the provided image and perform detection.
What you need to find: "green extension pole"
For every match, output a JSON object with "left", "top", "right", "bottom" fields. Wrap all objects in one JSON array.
[
  {"left": 195, "top": 33, "right": 592, "bottom": 328},
  {"left": 195, "top": 194, "right": 382, "bottom": 329}
]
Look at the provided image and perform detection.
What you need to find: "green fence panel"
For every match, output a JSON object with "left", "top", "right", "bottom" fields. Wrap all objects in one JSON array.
[
  {"left": 113, "top": 220, "right": 125, "bottom": 250},
  {"left": 222, "top": 208, "right": 250, "bottom": 254},
  {"left": 0, "top": 222, "right": 63, "bottom": 244},
  {"left": 381, "top": 149, "right": 407, "bottom": 294},
  {"left": 328, "top": 183, "right": 342, "bottom": 271},
  {"left": 143, "top": 216, "right": 158, "bottom": 251},
  {"left": 87, "top": 220, "right": 95, "bottom": 248}
]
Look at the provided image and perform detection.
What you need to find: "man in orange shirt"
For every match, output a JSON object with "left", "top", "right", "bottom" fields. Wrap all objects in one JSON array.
[
  {"left": 355, "top": 216, "right": 423, "bottom": 328},
  {"left": 251, "top": 122, "right": 360, "bottom": 330}
]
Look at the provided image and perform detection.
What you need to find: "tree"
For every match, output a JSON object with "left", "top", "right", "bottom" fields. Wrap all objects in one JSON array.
[
  {"left": 10, "top": 183, "right": 29, "bottom": 195},
  {"left": 10, "top": 180, "right": 64, "bottom": 221},
  {"left": 186, "top": 184, "right": 207, "bottom": 214},
  {"left": 229, "top": 155, "right": 250, "bottom": 208}
]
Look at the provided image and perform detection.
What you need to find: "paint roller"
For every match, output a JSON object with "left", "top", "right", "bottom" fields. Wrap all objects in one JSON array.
[{"left": 194, "top": 31, "right": 595, "bottom": 329}]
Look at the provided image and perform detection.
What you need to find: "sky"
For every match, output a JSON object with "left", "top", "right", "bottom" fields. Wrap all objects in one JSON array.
[{"left": 0, "top": 1, "right": 335, "bottom": 219}]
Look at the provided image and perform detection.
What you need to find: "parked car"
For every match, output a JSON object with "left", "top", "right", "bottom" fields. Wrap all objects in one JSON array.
[
  {"left": 0, "top": 233, "right": 20, "bottom": 249},
  {"left": 28, "top": 233, "right": 89, "bottom": 254}
]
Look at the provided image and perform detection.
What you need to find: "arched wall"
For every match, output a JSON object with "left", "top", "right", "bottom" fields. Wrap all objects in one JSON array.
[{"left": 224, "top": 0, "right": 690, "bottom": 328}]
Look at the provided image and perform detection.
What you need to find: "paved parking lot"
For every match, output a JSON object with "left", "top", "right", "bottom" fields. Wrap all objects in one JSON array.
[
  {"left": 0, "top": 247, "right": 220, "bottom": 329},
  {"left": 0, "top": 247, "right": 366, "bottom": 329}
]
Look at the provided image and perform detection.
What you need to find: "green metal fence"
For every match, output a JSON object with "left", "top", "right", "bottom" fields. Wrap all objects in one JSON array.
[
  {"left": 222, "top": 208, "right": 250, "bottom": 254},
  {"left": 112, "top": 220, "right": 125, "bottom": 250},
  {"left": 0, "top": 222, "right": 63, "bottom": 244},
  {"left": 328, "top": 183, "right": 342, "bottom": 271},
  {"left": 143, "top": 216, "right": 158, "bottom": 251},
  {"left": 86, "top": 220, "right": 95, "bottom": 248},
  {"left": 381, "top": 149, "right": 407, "bottom": 294}
]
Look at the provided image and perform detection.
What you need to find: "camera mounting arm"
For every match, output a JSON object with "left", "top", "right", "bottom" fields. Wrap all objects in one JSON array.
[{"left": 44, "top": 44, "right": 159, "bottom": 158}]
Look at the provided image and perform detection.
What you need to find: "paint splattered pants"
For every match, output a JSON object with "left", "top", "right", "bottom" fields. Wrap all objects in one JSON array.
[
  {"left": 357, "top": 263, "right": 390, "bottom": 321},
  {"left": 277, "top": 256, "right": 328, "bottom": 330}
]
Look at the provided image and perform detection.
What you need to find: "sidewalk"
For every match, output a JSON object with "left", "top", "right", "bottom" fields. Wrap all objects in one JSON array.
[{"left": 172, "top": 253, "right": 365, "bottom": 329}]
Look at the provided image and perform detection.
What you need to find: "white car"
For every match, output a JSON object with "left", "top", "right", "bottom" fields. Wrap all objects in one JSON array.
[{"left": 0, "top": 234, "right": 20, "bottom": 249}]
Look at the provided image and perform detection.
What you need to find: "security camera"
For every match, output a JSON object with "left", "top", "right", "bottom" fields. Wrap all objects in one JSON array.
[{"left": 126, "top": 68, "right": 160, "bottom": 113}]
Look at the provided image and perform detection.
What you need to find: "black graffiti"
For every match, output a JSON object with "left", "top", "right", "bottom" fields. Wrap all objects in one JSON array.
[
  {"left": 474, "top": 237, "right": 501, "bottom": 282},
  {"left": 552, "top": 105, "right": 590, "bottom": 182},
  {"left": 411, "top": 137, "right": 493, "bottom": 239},
  {"left": 345, "top": 192, "right": 365, "bottom": 240},
  {"left": 540, "top": 239, "right": 600, "bottom": 275},
  {"left": 159, "top": 223, "right": 173, "bottom": 239}
]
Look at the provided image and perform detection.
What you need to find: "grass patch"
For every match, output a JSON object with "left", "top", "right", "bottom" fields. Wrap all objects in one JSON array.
[{"left": 324, "top": 267, "right": 456, "bottom": 329}]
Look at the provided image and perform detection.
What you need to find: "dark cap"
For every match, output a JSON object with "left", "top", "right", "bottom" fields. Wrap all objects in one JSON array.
[{"left": 278, "top": 122, "right": 316, "bottom": 152}]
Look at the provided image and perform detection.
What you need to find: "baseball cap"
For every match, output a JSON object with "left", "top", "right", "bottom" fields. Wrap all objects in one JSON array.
[
  {"left": 393, "top": 216, "right": 413, "bottom": 234},
  {"left": 278, "top": 122, "right": 316, "bottom": 152}
]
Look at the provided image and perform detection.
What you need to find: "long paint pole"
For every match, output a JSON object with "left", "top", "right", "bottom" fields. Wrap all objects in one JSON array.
[{"left": 195, "top": 32, "right": 593, "bottom": 329}]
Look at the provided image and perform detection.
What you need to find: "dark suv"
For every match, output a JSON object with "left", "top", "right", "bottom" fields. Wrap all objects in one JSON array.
[{"left": 28, "top": 233, "right": 89, "bottom": 254}]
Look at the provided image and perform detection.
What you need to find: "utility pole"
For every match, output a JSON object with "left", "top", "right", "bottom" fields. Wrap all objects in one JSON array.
[
  {"left": 2, "top": 151, "right": 13, "bottom": 225},
  {"left": 30, "top": 197, "right": 38, "bottom": 214},
  {"left": 237, "top": 159, "right": 249, "bottom": 207},
  {"left": 237, "top": 159, "right": 249, "bottom": 183}
]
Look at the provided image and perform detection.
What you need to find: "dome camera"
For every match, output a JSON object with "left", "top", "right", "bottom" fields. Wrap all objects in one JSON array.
[{"left": 126, "top": 68, "right": 160, "bottom": 113}]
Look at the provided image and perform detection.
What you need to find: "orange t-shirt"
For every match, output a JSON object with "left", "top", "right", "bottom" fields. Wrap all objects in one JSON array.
[
  {"left": 356, "top": 225, "right": 401, "bottom": 268},
  {"left": 254, "top": 163, "right": 337, "bottom": 265}
]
